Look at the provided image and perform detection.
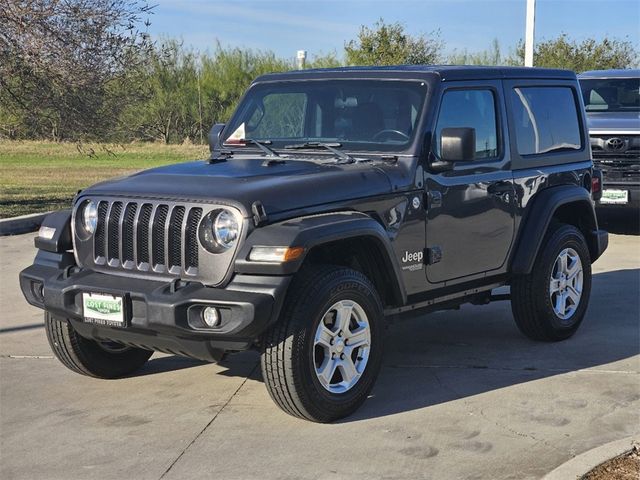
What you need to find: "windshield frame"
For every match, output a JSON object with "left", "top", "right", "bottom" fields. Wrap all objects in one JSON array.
[
  {"left": 579, "top": 76, "right": 640, "bottom": 113},
  {"left": 220, "top": 78, "right": 432, "bottom": 156}
]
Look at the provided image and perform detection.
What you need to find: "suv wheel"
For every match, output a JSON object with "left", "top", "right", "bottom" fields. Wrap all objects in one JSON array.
[
  {"left": 45, "top": 312, "right": 153, "bottom": 378},
  {"left": 511, "top": 223, "right": 592, "bottom": 341},
  {"left": 261, "top": 265, "right": 384, "bottom": 422}
]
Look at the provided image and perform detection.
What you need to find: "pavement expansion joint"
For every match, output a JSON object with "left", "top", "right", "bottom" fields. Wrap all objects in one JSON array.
[
  {"left": 0, "top": 355, "right": 54, "bottom": 359},
  {"left": 158, "top": 363, "right": 258, "bottom": 479}
]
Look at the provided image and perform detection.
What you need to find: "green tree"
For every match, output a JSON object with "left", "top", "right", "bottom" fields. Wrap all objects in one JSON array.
[
  {"left": 307, "top": 52, "right": 344, "bottom": 69},
  {"left": 345, "top": 19, "right": 443, "bottom": 66},
  {"left": 515, "top": 34, "right": 639, "bottom": 71},
  {"left": 448, "top": 39, "right": 518, "bottom": 66},
  {"left": 0, "top": 0, "right": 154, "bottom": 141}
]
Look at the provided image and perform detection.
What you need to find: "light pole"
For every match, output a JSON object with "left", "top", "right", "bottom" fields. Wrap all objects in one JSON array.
[
  {"left": 297, "top": 50, "right": 307, "bottom": 70},
  {"left": 524, "top": 0, "right": 536, "bottom": 67}
]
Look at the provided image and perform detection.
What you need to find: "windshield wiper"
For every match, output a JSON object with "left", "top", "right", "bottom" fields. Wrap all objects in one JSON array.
[
  {"left": 284, "top": 142, "right": 355, "bottom": 163},
  {"left": 233, "top": 139, "right": 281, "bottom": 157}
]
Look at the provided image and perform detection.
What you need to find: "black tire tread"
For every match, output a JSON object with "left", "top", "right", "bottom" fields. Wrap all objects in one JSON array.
[
  {"left": 511, "top": 223, "right": 592, "bottom": 342},
  {"left": 45, "top": 312, "right": 152, "bottom": 378},
  {"left": 261, "top": 265, "right": 383, "bottom": 422}
]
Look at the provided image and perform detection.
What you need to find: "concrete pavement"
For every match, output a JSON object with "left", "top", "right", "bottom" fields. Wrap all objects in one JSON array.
[{"left": 1, "top": 229, "right": 638, "bottom": 480}]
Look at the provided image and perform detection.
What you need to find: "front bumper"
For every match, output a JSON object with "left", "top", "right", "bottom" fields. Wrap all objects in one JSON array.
[{"left": 20, "top": 251, "right": 291, "bottom": 361}]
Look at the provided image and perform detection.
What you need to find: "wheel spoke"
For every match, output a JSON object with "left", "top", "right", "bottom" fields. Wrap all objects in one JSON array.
[
  {"left": 317, "top": 357, "right": 338, "bottom": 385},
  {"left": 566, "top": 255, "right": 580, "bottom": 276},
  {"left": 338, "top": 357, "right": 359, "bottom": 384},
  {"left": 315, "top": 323, "right": 334, "bottom": 348},
  {"left": 346, "top": 328, "right": 369, "bottom": 348},
  {"left": 558, "top": 251, "right": 568, "bottom": 275},
  {"left": 555, "top": 291, "right": 567, "bottom": 316},
  {"left": 567, "top": 285, "right": 581, "bottom": 305},
  {"left": 335, "top": 303, "right": 353, "bottom": 334},
  {"left": 549, "top": 278, "right": 561, "bottom": 293}
]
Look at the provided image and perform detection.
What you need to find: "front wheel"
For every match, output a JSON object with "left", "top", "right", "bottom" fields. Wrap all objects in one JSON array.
[
  {"left": 45, "top": 312, "right": 153, "bottom": 378},
  {"left": 511, "top": 223, "right": 592, "bottom": 341},
  {"left": 261, "top": 265, "right": 384, "bottom": 422}
]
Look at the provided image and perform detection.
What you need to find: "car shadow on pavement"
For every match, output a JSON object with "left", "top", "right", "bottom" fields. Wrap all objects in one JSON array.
[
  {"left": 597, "top": 210, "right": 640, "bottom": 235},
  {"left": 337, "top": 267, "right": 640, "bottom": 423},
  {"left": 133, "top": 355, "right": 208, "bottom": 376},
  {"left": 122, "top": 267, "right": 639, "bottom": 423}
]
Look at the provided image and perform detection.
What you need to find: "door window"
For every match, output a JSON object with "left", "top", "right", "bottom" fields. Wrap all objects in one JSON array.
[{"left": 434, "top": 89, "right": 498, "bottom": 160}]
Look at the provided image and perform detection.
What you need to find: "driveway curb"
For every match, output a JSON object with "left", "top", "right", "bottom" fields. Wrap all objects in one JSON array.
[
  {"left": 0, "top": 212, "right": 50, "bottom": 236},
  {"left": 543, "top": 436, "right": 638, "bottom": 480}
]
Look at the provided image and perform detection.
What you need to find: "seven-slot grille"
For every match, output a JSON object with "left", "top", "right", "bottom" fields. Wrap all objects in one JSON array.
[{"left": 93, "top": 200, "right": 203, "bottom": 275}]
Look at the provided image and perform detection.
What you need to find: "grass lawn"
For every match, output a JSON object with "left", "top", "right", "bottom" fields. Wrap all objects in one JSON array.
[{"left": 0, "top": 141, "right": 209, "bottom": 218}]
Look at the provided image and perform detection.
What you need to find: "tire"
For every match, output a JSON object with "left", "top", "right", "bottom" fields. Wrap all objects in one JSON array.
[
  {"left": 261, "top": 265, "right": 384, "bottom": 422},
  {"left": 511, "top": 223, "right": 592, "bottom": 341},
  {"left": 44, "top": 312, "right": 153, "bottom": 378}
]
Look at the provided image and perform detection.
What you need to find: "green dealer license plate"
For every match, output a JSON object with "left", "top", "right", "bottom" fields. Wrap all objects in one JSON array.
[
  {"left": 82, "top": 293, "right": 125, "bottom": 326},
  {"left": 600, "top": 189, "right": 628, "bottom": 205}
]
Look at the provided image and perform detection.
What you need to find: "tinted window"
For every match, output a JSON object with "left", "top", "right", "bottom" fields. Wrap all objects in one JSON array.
[
  {"left": 434, "top": 89, "right": 498, "bottom": 159},
  {"left": 579, "top": 78, "right": 640, "bottom": 112},
  {"left": 510, "top": 87, "right": 582, "bottom": 156},
  {"left": 223, "top": 80, "right": 428, "bottom": 152}
]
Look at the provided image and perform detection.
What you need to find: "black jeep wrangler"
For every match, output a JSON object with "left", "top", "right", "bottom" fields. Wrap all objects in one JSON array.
[{"left": 20, "top": 66, "right": 608, "bottom": 422}]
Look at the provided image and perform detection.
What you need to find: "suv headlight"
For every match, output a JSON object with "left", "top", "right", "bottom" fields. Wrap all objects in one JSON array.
[
  {"left": 199, "top": 209, "right": 240, "bottom": 253},
  {"left": 80, "top": 200, "right": 98, "bottom": 235}
]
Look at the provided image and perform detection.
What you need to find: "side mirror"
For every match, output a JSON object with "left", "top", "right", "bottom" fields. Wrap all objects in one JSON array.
[
  {"left": 440, "top": 127, "right": 476, "bottom": 162},
  {"left": 208, "top": 123, "right": 226, "bottom": 152}
]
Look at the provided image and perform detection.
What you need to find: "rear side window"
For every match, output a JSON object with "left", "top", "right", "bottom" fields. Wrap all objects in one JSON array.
[
  {"left": 434, "top": 89, "right": 498, "bottom": 160},
  {"left": 510, "top": 87, "right": 582, "bottom": 156}
]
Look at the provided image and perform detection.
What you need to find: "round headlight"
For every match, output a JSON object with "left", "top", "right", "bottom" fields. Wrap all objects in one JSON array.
[
  {"left": 81, "top": 200, "right": 98, "bottom": 234},
  {"left": 199, "top": 209, "right": 240, "bottom": 253},
  {"left": 214, "top": 210, "right": 239, "bottom": 249}
]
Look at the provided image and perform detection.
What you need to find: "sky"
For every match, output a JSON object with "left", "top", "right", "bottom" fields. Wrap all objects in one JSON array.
[{"left": 147, "top": 0, "right": 640, "bottom": 61}]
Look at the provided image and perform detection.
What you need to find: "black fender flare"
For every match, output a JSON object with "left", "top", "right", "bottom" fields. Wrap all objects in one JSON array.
[
  {"left": 34, "top": 209, "right": 73, "bottom": 253},
  {"left": 235, "top": 211, "right": 407, "bottom": 305},
  {"left": 510, "top": 185, "right": 604, "bottom": 274}
]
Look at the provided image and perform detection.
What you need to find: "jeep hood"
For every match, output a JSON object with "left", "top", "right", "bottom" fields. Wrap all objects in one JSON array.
[
  {"left": 82, "top": 156, "right": 398, "bottom": 216},
  {"left": 586, "top": 111, "right": 640, "bottom": 133}
]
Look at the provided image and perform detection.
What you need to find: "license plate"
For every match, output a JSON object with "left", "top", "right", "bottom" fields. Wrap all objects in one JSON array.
[
  {"left": 600, "top": 189, "right": 629, "bottom": 204},
  {"left": 82, "top": 293, "right": 125, "bottom": 326}
]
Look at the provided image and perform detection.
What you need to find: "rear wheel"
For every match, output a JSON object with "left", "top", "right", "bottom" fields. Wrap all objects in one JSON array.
[
  {"left": 261, "top": 265, "right": 384, "bottom": 422},
  {"left": 45, "top": 312, "right": 153, "bottom": 378},
  {"left": 511, "top": 223, "right": 592, "bottom": 341}
]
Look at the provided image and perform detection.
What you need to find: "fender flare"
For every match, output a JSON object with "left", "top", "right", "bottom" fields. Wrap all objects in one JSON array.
[
  {"left": 235, "top": 211, "right": 407, "bottom": 305},
  {"left": 34, "top": 209, "right": 72, "bottom": 253},
  {"left": 510, "top": 185, "right": 602, "bottom": 275}
]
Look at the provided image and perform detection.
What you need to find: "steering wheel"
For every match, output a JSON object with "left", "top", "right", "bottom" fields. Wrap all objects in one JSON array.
[{"left": 372, "top": 129, "right": 410, "bottom": 141}]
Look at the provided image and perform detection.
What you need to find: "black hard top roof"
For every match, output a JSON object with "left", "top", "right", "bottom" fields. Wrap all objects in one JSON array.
[
  {"left": 255, "top": 65, "right": 576, "bottom": 83},
  {"left": 578, "top": 69, "right": 640, "bottom": 79}
]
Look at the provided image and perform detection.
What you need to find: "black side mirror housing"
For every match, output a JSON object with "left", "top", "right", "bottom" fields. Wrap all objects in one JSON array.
[
  {"left": 208, "top": 123, "right": 226, "bottom": 153},
  {"left": 440, "top": 127, "right": 476, "bottom": 162}
]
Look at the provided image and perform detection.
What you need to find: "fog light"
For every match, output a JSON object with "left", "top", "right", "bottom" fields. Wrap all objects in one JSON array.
[{"left": 202, "top": 307, "right": 221, "bottom": 327}]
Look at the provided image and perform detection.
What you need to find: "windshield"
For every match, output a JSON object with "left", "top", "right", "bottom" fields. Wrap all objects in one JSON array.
[
  {"left": 579, "top": 77, "right": 640, "bottom": 112},
  {"left": 222, "top": 80, "right": 428, "bottom": 152}
]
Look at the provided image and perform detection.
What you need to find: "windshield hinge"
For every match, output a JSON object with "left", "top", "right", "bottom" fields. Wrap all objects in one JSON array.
[{"left": 252, "top": 201, "right": 268, "bottom": 226}]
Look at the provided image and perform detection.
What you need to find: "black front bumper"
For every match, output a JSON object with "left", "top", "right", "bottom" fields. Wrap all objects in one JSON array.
[{"left": 20, "top": 251, "right": 291, "bottom": 361}]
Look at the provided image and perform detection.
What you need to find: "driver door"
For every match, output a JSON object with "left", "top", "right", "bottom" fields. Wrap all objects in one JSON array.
[{"left": 425, "top": 81, "right": 516, "bottom": 285}]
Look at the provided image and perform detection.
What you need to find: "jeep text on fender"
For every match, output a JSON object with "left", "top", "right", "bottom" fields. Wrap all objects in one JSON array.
[{"left": 20, "top": 66, "right": 608, "bottom": 422}]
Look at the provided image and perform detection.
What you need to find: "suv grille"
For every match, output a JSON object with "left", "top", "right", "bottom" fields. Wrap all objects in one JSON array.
[
  {"left": 94, "top": 200, "right": 202, "bottom": 275},
  {"left": 590, "top": 134, "right": 640, "bottom": 181}
]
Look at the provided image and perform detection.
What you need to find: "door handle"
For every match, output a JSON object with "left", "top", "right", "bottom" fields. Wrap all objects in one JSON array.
[
  {"left": 487, "top": 181, "right": 513, "bottom": 194},
  {"left": 488, "top": 182, "right": 514, "bottom": 203}
]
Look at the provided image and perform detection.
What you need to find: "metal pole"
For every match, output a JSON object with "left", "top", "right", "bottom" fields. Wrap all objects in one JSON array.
[
  {"left": 297, "top": 50, "right": 307, "bottom": 70},
  {"left": 524, "top": 0, "right": 536, "bottom": 67}
]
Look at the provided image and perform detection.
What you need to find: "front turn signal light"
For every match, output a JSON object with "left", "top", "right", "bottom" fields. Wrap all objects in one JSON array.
[{"left": 248, "top": 246, "right": 305, "bottom": 263}]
